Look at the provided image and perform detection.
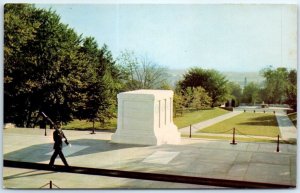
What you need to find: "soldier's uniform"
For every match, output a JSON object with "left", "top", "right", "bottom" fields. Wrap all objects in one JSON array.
[{"left": 49, "top": 125, "right": 69, "bottom": 168}]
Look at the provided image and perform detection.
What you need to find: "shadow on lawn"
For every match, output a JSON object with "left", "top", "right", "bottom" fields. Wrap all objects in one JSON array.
[{"left": 237, "top": 115, "right": 278, "bottom": 126}]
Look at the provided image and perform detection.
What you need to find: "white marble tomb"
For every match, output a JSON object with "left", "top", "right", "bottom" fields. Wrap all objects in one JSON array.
[{"left": 111, "top": 89, "right": 181, "bottom": 145}]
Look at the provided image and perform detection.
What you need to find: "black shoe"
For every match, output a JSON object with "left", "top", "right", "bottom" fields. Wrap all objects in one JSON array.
[
  {"left": 64, "top": 165, "right": 71, "bottom": 171},
  {"left": 49, "top": 165, "right": 56, "bottom": 170}
]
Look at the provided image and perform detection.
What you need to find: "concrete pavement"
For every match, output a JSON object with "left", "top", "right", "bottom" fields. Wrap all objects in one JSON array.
[
  {"left": 276, "top": 112, "right": 297, "bottom": 142},
  {"left": 2, "top": 127, "right": 297, "bottom": 189}
]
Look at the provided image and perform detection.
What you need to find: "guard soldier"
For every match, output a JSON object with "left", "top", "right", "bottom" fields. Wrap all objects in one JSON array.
[{"left": 49, "top": 122, "right": 70, "bottom": 169}]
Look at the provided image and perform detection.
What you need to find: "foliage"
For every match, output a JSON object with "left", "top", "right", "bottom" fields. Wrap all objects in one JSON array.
[
  {"left": 186, "top": 87, "right": 212, "bottom": 110},
  {"left": 226, "top": 82, "right": 242, "bottom": 107},
  {"left": 4, "top": 4, "right": 121, "bottom": 127},
  {"left": 259, "top": 67, "right": 297, "bottom": 110},
  {"left": 285, "top": 69, "right": 297, "bottom": 110},
  {"left": 260, "top": 67, "right": 288, "bottom": 104},
  {"left": 173, "top": 86, "right": 212, "bottom": 116},
  {"left": 242, "top": 82, "right": 261, "bottom": 104},
  {"left": 62, "top": 118, "right": 117, "bottom": 130},
  {"left": 117, "top": 50, "right": 170, "bottom": 90},
  {"left": 178, "top": 68, "right": 228, "bottom": 107}
]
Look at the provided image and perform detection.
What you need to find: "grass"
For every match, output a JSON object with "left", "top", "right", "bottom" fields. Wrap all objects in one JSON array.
[
  {"left": 62, "top": 118, "right": 117, "bottom": 131},
  {"left": 62, "top": 108, "right": 229, "bottom": 131},
  {"left": 174, "top": 108, "right": 230, "bottom": 129},
  {"left": 198, "top": 112, "right": 280, "bottom": 138},
  {"left": 288, "top": 112, "right": 297, "bottom": 127}
]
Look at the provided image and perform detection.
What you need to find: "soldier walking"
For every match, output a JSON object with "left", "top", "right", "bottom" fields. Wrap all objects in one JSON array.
[{"left": 49, "top": 122, "right": 70, "bottom": 168}]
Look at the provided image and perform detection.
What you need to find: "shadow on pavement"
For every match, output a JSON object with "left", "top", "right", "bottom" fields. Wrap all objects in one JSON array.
[{"left": 4, "top": 139, "right": 147, "bottom": 163}]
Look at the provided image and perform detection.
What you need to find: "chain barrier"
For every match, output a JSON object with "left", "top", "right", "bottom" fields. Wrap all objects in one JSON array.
[
  {"left": 52, "top": 183, "right": 61, "bottom": 189},
  {"left": 235, "top": 128, "right": 293, "bottom": 144},
  {"left": 39, "top": 183, "right": 50, "bottom": 189},
  {"left": 39, "top": 180, "right": 60, "bottom": 189},
  {"left": 234, "top": 128, "right": 274, "bottom": 140},
  {"left": 191, "top": 125, "right": 233, "bottom": 134},
  {"left": 189, "top": 124, "right": 294, "bottom": 145}
]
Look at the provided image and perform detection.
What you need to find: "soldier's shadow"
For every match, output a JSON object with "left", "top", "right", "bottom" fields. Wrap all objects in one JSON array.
[{"left": 4, "top": 139, "right": 146, "bottom": 163}]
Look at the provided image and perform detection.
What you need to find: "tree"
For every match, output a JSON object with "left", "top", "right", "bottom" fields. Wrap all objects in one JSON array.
[
  {"left": 173, "top": 92, "right": 184, "bottom": 117},
  {"left": 178, "top": 68, "right": 228, "bottom": 107},
  {"left": 260, "top": 67, "right": 297, "bottom": 110},
  {"left": 5, "top": 4, "right": 84, "bottom": 125},
  {"left": 117, "top": 50, "right": 170, "bottom": 90},
  {"left": 190, "top": 87, "right": 212, "bottom": 110},
  {"left": 260, "top": 67, "right": 289, "bottom": 104},
  {"left": 173, "top": 86, "right": 211, "bottom": 114},
  {"left": 285, "top": 69, "right": 297, "bottom": 110},
  {"left": 4, "top": 4, "right": 122, "bottom": 127},
  {"left": 242, "top": 82, "right": 261, "bottom": 105},
  {"left": 227, "top": 82, "right": 242, "bottom": 107}
]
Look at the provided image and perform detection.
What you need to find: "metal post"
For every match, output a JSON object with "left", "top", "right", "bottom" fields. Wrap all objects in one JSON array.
[
  {"left": 276, "top": 135, "right": 280, "bottom": 152},
  {"left": 49, "top": 180, "right": 52, "bottom": 189},
  {"left": 189, "top": 125, "right": 192, "bottom": 138},
  {"left": 44, "top": 125, "right": 47, "bottom": 136},
  {"left": 230, "top": 128, "right": 237, "bottom": 145},
  {"left": 254, "top": 110, "right": 255, "bottom": 113},
  {"left": 91, "top": 119, "right": 96, "bottom": 134}
]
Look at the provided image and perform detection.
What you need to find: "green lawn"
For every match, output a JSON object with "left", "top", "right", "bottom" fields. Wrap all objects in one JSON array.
[
  {"left": 288, "top": 113, "right": 297, "bottom": 127},
  {"left": 174, "top": 108, "right": 230, "bottom": 129},
  {"left": 62, "top": 118, "right": 117, "bottom": 131},
  {"left": 198, "top": 112, "right": 280, "bottom": 138},
  {"left": 63, "top": 108, "right": 229, "bottom": 130}
]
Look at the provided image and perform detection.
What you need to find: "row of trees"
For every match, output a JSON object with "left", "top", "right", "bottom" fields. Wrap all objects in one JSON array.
[
  {"left": 4, "top": 4, "right": 122, "bottom": 127},
  {"left": 241, "top": 67, "right": 297, "bottom": 110},
  {"left": 4, "top": 4, "right": 297, "bottom": 127},
  {"left": 173, "top": 66, "right": 297, "bottom": 114},
  {"left": 4, "top": 4, "right": 170, "bottom": 127}
]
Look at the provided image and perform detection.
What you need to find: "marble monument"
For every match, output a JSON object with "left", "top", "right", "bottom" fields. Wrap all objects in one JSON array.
[{"left": 111, "top": 89, "right": 181, "bottom": 145}]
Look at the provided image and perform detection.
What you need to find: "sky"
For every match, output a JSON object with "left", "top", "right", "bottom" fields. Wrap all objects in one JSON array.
[{"left": 35, "top": 3, "right": 297, "bottom": 72}]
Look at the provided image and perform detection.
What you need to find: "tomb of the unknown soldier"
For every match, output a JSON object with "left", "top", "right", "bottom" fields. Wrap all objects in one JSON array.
[{"left": 111, "top": 89, "right": 181, "bottom": 145}]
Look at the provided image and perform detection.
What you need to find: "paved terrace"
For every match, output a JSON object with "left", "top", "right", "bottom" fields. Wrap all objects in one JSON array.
[{"left": 3, "top": 127, "right": 297, "bottom": 189}]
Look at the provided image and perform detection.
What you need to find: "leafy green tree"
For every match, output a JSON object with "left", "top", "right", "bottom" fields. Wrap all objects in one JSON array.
[
  {"left": 242, "top": 82, "right": 261, "bottom": 105},
  {"left": 190, "top": 87, "right": 212, "bottom": 110},
  {"left": 178, "top": 68, "right": 228, "bottom": 107},
  {"left": 173, "top": 92, "right": 184, "bottom": 116},
  {"left": 285, "top": 69, "right": 297, "bottom": 110},
  {"left": 227, "top": 82, "right": 242, "bottom": 107},
  {"left": 260, "top": 67, "right": 289, "bottom": 104},
  {"left": 4, "top": 4, "right": 122, "bottom": 127},
  {"left": 260, "top": 67, "right": 297, "bottom": 110}
]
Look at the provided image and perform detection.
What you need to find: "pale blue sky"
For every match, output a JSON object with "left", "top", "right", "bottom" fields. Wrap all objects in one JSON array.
[{"left": 36, "top": 4, "right": 297, "bottom": 72}]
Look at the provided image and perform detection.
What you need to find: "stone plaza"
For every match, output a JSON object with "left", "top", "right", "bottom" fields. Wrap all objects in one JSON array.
[{"left": 2, "top": 127, "right": 297, "bottom": 189}]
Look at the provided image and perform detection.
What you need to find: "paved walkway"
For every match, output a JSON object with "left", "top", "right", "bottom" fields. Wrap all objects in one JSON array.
[
  {"left": 275, "top": 112, "right": 297, "bottom": 142},
  {"left": 180, "top": 111, "right": 243, "bottom": 134},
  {"left": 2, "top": 128, "right": 297, "bottom": 189}
]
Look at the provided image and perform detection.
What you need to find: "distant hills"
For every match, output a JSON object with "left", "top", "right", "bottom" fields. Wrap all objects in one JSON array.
[{"left": 167, "top": 69, "right": 264, "bottom": 88}]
